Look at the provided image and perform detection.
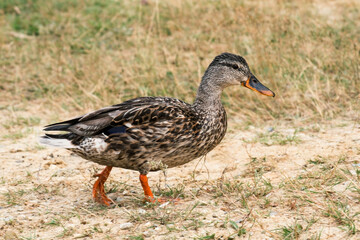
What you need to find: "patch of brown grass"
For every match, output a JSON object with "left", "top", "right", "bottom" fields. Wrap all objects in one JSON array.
[{"left": 0, "top": 0, "right": 359, "bottom": 138}]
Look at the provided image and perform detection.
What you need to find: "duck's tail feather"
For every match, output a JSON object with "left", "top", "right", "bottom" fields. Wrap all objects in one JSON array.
[
  {"left": 43, "top": 117, "right": 81, "bottom": 132},
  {"left": 43, "top": 124, "right": 71, "bottom": 131},
  {"left": 39, "top": 134, "right": 76, "bottom": 148}
]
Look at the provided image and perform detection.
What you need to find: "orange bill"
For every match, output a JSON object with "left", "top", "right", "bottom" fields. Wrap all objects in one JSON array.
[{"left": 241, "top": 75, "right": 275, "bottom": 97}]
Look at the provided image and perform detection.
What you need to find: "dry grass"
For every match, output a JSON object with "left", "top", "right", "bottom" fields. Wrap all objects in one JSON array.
[
  {"left": 1, "top": 0, "right": 359, "bottom": 134},
  {"left": 1, "top": 0, "right": 360, "bottom": 239}
]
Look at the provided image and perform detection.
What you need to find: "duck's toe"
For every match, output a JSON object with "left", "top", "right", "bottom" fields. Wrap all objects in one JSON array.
[{"left": 144, "top": 196, "right": 180, "bottom": 205}]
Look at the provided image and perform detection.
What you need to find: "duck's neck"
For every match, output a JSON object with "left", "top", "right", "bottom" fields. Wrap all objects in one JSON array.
[{"left": 193, "top": 75, "right": 223, "bottom": 111}]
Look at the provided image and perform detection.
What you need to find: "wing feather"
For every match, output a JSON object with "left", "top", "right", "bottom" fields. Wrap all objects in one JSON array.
[{"left": 43, "top": 97, "right": 197, "bottom": 137}]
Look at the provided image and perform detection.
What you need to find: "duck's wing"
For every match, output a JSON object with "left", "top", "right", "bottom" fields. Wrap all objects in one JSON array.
[{"left": 42, "top": 97, "right": 197, "bottom": 138}]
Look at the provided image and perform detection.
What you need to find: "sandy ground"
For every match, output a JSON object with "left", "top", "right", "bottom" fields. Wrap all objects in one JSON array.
[{"left": 0, "top": 120, "right": 360, "bottom": 239}]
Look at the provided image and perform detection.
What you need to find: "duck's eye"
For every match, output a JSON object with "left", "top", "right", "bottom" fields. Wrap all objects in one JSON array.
[{"left": 231, "top": 65, "right": 239, "bottom": 70}]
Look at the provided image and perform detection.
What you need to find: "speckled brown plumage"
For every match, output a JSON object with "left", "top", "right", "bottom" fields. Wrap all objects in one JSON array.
[
  {"left": 63, "top": 97, "right": 227, "bottom": 175},
  {"left": 40, "top": 52, "right": 275, "bottom": 205}
]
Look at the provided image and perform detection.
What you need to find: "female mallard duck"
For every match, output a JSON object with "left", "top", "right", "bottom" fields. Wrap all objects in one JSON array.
[{"left": 40, "top": 53, "right": 275, "bottom": 206}]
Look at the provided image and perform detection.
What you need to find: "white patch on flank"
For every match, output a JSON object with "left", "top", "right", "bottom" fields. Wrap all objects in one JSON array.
[
  {"left": 80, "top": 138, "right": 108, "bottom": 153},
  {"left": 39, "top": 137, "right": 76, "bottom": 148},
  {"left": 92, "top": 138, "right": 108, "bottom": 152}
]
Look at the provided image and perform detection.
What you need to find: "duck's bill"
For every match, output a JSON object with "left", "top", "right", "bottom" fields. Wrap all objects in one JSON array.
[{"left": 241, "top": 75, "right": 275, "bottom": 97}]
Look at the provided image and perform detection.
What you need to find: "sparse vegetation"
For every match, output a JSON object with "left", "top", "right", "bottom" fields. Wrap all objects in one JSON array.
[
  {"left": 324, "top": 199, "right": 359, "bottom": 235},
  {"left": 1, "top": 0, "right": 359, "bottom": 131},
  {"left": 248, "top": 130, "right": 301, "bottom": 146},
  {"left": 0, "top": 0, "right": 359, "bottom": 239},
  {"left": 277, "top": 223, "right": 304, "bottom": 240}
]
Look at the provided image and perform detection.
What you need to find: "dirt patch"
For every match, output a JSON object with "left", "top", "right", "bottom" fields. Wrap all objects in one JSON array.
[{"left": 1, "top": 121, "right": 360, "bottom": 239}]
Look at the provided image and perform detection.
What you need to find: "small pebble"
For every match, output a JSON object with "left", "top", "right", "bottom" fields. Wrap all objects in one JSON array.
[
  {"left": 18, "top": 215, "right": 28, "bottom": 220},
  {"left": 4, "top": 216, "right": 14, "bottom": 222},
  {"left": 267, "top": 127, "right": 274, "bottom": 132},
  {"left": 166, "top": 223, "right": 175, "bottom": 229},
  {"left": 154, "top": 226, "right": 162, "bottom": 231},
  {"left": 49, "top": 164, "right": 59, "bottom": 170},
  {"left": 269, "top": 211, "right": 277, "bottom": 217},
  {"left": 119, "top": 222, "right": 133, "bottom": 230},
  {"left": 200, "top": 209, "right": 208, "bottom": 214},
  {"left": 138, "top": 208, "right": 146, "bottom": 214}
]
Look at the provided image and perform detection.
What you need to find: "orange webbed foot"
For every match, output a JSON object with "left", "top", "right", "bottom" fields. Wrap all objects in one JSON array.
[
  {"left": 139, "top": 174, "right": 180, "bottom": 205},
  {"left": 92, "top": 166, "right": 113, "bottom": 206}
]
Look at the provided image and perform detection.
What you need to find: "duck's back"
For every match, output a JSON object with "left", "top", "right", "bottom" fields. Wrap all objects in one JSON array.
[{"left": 40, "top": 97, "right": 227, "bottom": 174}]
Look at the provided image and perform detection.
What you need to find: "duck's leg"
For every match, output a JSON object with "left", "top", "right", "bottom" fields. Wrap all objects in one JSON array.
[
  {"left": 93, "top": 166, "right": 113, "bottom": 206},
  {"left": 139, "top": 174, "right": 178, "bottom": 203},
  {"left": 139, "top": 174, "right": 156, "bottom": 202}
]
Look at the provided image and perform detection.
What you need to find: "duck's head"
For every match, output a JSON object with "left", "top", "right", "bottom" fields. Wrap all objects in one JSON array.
[{"left": 205, "top": 53, "right": 275, "bottom": 97}]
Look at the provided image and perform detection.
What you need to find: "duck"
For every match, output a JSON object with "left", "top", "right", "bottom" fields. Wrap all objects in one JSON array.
[{"left": 40, "top": 53, "right": 275, "bottom": 206}]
